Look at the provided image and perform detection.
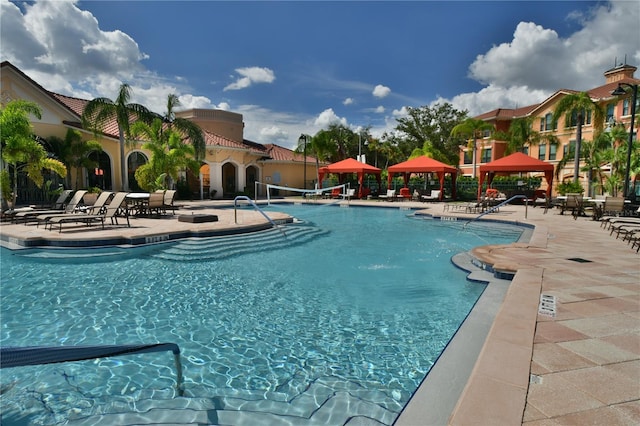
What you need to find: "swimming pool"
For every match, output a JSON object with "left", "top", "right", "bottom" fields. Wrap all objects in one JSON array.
[{"left": 0, "top": 204, "right": 526, "bottom": 425}]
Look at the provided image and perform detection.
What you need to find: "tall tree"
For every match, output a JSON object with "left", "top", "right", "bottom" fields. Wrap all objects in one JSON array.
[
  {"left": 493, "top": 116, "right": 559, "bottom": 155},
  {"left": 81, "top": 83, "right": 155, "bottom": 190},
  {"left": 47, "top": 128, "right": 103, "bottom": 189},
  {"left": 295, "top": 130, "right": 336, "bottom": 186},
  {"left": 162, "top": 94, "right": 206, "bottom": 160},
  {"left": 394, "top": 103, "right": 467, "bottom": 164},
  {"left": 130, "top": 118, "right": 199, "bottom": 191},
  {"left": 450, "top": 118, "right": 494, "bottom": 178},
  {"left": 0, "top": 100, "right": 66, "bottom": 207},
  {"left": 551, "top": 92, "right": 605, "bottom": 183}
]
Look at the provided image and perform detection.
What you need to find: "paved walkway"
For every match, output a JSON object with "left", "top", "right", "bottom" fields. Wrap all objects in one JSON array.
[{"left": 1, "top": 198, "right": 638, "bottom": 425}]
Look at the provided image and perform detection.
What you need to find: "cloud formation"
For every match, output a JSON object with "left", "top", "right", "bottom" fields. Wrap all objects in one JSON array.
[
  {"left": 372, "top": 84, "right": 391, "bottom": 98},
  {"left": 224, "top": 67, "right": 276, "bottom": 91},
  {"left": 444, "top": 0, "right": 640, "bottom": 115}
]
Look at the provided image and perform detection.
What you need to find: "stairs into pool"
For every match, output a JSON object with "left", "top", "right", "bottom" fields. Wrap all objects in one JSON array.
[
  {"left": 147, "top": 224, "right": 329, "bottom": 262},
  {"left": 64, "top": 377, "right": 400, "bottom": 425}
]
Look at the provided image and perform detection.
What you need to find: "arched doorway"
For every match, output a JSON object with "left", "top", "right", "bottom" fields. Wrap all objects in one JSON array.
[
  {"left": 87, "top": 151, "right": 112, "bottom": 190},
  {"left": 245, "top": 165, "right": 259, "bottom": 197},
  {"left": 222, "top": 162, "right": 236, "bottom": 198},
  {"left": 127, "top": 151, "right": 148, "bottom": 192}
]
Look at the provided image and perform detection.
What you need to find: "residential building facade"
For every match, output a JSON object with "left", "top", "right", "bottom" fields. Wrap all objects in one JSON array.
[
  {"left": 459, "top": 63, "right": 639, "bottom": 196},
  {"left": 1, "top": 61, "right": 317, "bottom": 203}
]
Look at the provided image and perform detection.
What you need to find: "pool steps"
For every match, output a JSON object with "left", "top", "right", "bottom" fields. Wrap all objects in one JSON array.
[
  {"left": 64, "top": 376, "right": 400, "bottom": 425},
  {"left": 148, "top": 224, "right": 329, "bottom": 262}
]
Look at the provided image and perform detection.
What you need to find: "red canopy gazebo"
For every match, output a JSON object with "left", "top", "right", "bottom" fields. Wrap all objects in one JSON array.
[
  {"left": 318, "top": 158, "right": 382, "bottom": 198},
  {"left": 478, "top": 152, "right": 554, "bottom": 199},
  {"left": 387, "top": 156, "right": 458, "bottom": 200}
]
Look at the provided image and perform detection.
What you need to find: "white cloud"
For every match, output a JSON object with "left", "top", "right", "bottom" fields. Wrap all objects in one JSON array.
[
  {"left": 443, "top": 0, "right": 640, "bottom": 116},
  {"left": 314, "top": 108, "right": 348, "bottom": 128},
  {"left": 343, "top": 97, "right": 354, "bottom": 105},
  {"left": 374, "top": 106, "right": 385, "bottom": 114},
  {"left": 260, "top": 125, "right": 288, "bottom": 141},
  {"left": 224, "top": 67, "right": 276, "bottom": 91},
  {"left": 372, "top": 84, "right": 391, "bottom": 98}
]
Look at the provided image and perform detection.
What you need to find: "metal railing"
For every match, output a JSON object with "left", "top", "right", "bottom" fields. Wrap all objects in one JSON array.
[
  {"left": 1, "top": 343, "right": 184, "bottom": 396},
  {"left": 465, "top": 194, "right": 529, "bottom": 226},
  {"left": 234, "top": 195, "right": 287, "bottom": 238}
]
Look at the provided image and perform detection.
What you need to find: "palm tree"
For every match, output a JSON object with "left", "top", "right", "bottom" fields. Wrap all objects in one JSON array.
[
  {"left": 161, "top": 94, "right": 206, "bottom": 160},
  {"left": 47, "top": 128, "right": 103, "bottom": 189},
  {"left": 492, "top": 116, "right": 559, "bottom": 155},
  {"left": 81, "top": 83, "right": 155, "bottom": 190},
  {"left": 551, "top": 92, "right": 605, "bottom": 183},
  {"left": 294, "top": 131, "right": 336, "bottom": 187},
  {"left": 0, "top": 100, "right": 66, "bottom": 207},
  {"left": 450, "top": 118, "right": 494, "bottom": 178},
  {"left": 130, "top": 118, "right": 200, "bottom": 191}
]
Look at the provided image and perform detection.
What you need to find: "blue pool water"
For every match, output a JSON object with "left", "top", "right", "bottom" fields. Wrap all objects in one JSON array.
[{"left": 0, "top": 204, "right": 525, "bottom": 425}]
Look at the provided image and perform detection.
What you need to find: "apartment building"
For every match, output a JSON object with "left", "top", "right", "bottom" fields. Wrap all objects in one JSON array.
[{"left": 459, "top": 63, "right": 639, "bottom": 195}]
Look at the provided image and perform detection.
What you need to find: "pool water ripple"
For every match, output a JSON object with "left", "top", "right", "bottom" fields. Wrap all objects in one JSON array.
[{"left": 1, "top": 204, "right": 524, "bottom": 425}]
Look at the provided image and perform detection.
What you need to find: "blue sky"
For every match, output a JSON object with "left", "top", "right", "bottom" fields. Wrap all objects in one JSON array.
[{"left": 2, "top": 1, "right": 639, "bottom": 149}]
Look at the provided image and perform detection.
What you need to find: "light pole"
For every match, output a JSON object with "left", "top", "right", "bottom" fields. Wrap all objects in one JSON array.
[
  {"left": 611, "top": 83, "right": 638, "bottom": 198},
  {"left": 298, "top": 134, "right": 308, "bottom": 190}
]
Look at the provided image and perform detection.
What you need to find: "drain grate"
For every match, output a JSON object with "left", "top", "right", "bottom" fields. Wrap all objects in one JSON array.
[{"left": 567, "top": 257, "right": 592, "bottom": 263}]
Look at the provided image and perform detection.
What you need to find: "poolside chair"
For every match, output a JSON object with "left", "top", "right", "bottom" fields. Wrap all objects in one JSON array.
[
  {"left": 379, "top": 189, "right": 396, "bottom": 201},
  {"left": 47, "top": 192, "right": 130, "bottom": 232},
  {"left": 8, "top": 189, "right": 73, "bottom": 223},
  {"left": 16, "top": 190, "right": 87, "bottom": 225},
  {"left": 596, "top": 196, "right": 625, "bottom": 223},
  {"left": 421, "top": 190, "right": 441, "bottom": 202},
  {"left": 330, "top": 188, "right": 342, "bottom": 199},
  {"left": 145, "top": 192, "right": 165, "bottom": 216},
  {"left": 339, "top": 188, "right": 356, "bottom": 200},
  {"left": 38, "top": 191, "right": 113, "bottom": 228},
  {"left": 560, "top": 193, "right": 584, "bottom": 219},
  {"left": 162, "top": 189, "right": 179, "bottom": 214},
  {"left": 399, "top": 187, "right": 411, "bottom": 201}
]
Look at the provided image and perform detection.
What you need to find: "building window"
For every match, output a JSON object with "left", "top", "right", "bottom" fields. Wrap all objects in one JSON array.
[
  {"left": 623, "top": 99, "right": 630, "bottom": 116},
  {"left": 481, "top": 148, "right": 492, "bottom": 163},
  {"left": 538, "top": 144, "right": 546, "bottom": 161},
  {"left": 549, "top": 144, "right": 557, "bottom": 161},
  {"left": 463, "top": 150, "right": 472, "bottom": 164},
  {"left": 541, "top": 113, "right": 553, "bottom": 131},
  {"left": 606, "top": 103, "right": 615, "bottom": 122},
  {"left": 564, "top": 140, "right": 577, "bottom": 159},
  {"left": 522, "top": 146, "right": 529, "bottom": 155}
]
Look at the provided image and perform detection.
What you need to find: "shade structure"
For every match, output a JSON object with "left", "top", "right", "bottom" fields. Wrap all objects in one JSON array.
[
  {"left": 478, "top": 152, "right": 554, "bottom": 199},
  {"left": 387, "top": 156, "right": 458, "bottom": 200},
  {"left": 318, "top": 158, "right": 382, "bottom": 198}
]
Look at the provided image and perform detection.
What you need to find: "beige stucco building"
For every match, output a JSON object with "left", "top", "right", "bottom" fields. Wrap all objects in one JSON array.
[{"left": 1, "top": 61, "right": 318, "bottom": 202}]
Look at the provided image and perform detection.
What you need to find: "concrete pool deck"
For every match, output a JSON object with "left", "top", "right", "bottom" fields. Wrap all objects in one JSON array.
[{"left": 1, "top": 197, "right": 638, "bottom": 425}]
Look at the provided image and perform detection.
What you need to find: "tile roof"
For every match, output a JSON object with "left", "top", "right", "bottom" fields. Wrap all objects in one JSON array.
[{"left": 263, "top": 144, "right": 318, "bottom": 163}]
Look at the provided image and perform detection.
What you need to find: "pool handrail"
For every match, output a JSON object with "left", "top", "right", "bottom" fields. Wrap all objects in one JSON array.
[
  {"left": 234, "top": 195, "right": 287, "bottom": 238},
  {"left": 0, "top": 343, "right": 184, "bottom": 396},
  {"left": 464, "top": 194, "right": 529, "bottom": 227}
]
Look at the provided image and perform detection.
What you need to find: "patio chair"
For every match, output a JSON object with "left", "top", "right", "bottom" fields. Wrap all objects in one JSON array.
[
  {"left": 16, "top": 190, "right": 87, "bottom": 225},
  {"left": 38, "top": 191, "right": 113, "bottom": 228},
  {"left": 162, "top": 190, "right": 180, "bottom": 214},
  {"left": 47, "top": 192, "right": 130, "bottom": 232},
  {"left": 421, "top": 190, "right": 441, "bottom": 202},
  {"left": 596, "top": 196, "right": 625, "bottom": 222},
  {"left": 7, "top": 189, "right": 73, "bottom": 223},
  {"left": 379, "top": 189, "right": 397, "bottom": 201},
  {"left": 399, "top": 187, "right": 411, "bottom": 201},
  {"left": 145, "top": 192, "right": 165, "bottom": 216},
  {"left": 339, "top": 188, "right": 356, "bottom": 200},
  {"left": 560, "top": 193, "right": 584, "bottom": 219}
]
